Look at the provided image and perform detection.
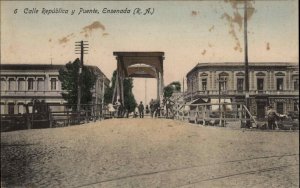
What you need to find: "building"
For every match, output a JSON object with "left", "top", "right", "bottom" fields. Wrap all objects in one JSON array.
[
  {"left": 0, "top": 64, "right": 110, "bottom": 114},
  {"left": 186, "top": 62, "right": 299, "bottom": 119}
]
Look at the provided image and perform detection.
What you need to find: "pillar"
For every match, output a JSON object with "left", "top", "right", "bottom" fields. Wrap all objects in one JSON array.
[{"left": 157, "top": 71, "right": 160, "bottom": 100}]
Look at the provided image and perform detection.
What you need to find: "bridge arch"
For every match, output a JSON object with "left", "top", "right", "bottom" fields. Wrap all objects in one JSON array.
[{"left": 112, "top": 52, "right": 165, "bottom": 105}]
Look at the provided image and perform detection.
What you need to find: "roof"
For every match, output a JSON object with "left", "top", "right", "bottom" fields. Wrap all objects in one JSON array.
[
  {"left": 0, "top": 64, "right": 110, "bottom": 82},
  {"left": 187, "top": 62, "right": 299, "bottom": 77},
  {"left": 0, "top": 64, "right": 64, "bottom": 71}
]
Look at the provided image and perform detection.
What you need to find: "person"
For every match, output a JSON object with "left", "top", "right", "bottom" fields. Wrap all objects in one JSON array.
[
  {"left": 108, "top": 103, "right": 115, "bottom": 118},
  {"left": 145, "top": 105, "right": 150, "bottom": 114},
  {"left": 138, "top": 101, "right": 144, "bottom": 118},
  {"left": 149, "top": 99, "right": 155, "bottom": 117},
  {"left": 134, "top": 106, "right": 139, "bottom": 118},
  {"left": 165, "top": 98, "right": 175, "bottom": 118},
  {"left": 266, "top": 106, "right": 280, "bottom": 130},
  {"left": 115, "top": 99, "right": 121, "bottom": 117}
]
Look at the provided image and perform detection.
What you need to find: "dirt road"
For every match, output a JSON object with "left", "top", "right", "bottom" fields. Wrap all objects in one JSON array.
[{"left": 1, "top": 118, "right": 299, "bottom": 187}]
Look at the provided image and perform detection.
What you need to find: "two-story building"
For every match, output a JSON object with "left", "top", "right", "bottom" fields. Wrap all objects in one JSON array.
[
  {"left": 186, "top": 62, "right": 299, "bottom": 119},
  {"left": 0, "top": 64, "right": 110, "bottom": 114}
]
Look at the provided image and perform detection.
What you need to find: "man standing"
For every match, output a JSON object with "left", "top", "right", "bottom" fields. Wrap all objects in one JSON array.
[
  {"left": 149, "top": 99, "right": 154, "bottom": 118},
  {"left": 266, "top": 106, "right": 280, "bottom": 130},
  {"left": 138, "top": 101, "right": 144, "bottom": 118}
]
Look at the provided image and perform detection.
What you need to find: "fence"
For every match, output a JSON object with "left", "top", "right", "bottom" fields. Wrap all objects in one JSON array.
[
  {"left": 0, "top": 102, "right": 105, "bottom": 132},
  {"left": 172, "top": 102, "right": 256, "bottom": 127}
]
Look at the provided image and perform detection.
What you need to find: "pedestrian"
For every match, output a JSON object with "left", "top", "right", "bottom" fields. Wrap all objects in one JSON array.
[
  {"left": 108, "top": 103, "right": 115, "bottom": 118},
  {"left": 134, "top": 106, "right": 139, "bottom": 118},
  {"left": 150, "top": 99, "right": 155, "bottom": 117},
  {"left": 138, "top": 101, "right": 144, "bottom": 118},
  {"left": 115, "top": 99, "right": 121, "bottom": 117},
  {"left": 145, "top": 105, "right": 150, "bottom": 114},
  {"left": 266, "top": 106, "right": 280, "bottom": 130}
]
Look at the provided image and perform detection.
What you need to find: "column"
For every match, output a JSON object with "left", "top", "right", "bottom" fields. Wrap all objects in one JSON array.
[
  {"left": 14, "top": 100, "right": 18, "bottom": 114},
  {"left": 45, "top": 74, "right": 49, "bottom": 92},
  {"left": 233, "top": 72, "right": 236, "bottom": 91},
  {"left": 252, "top": 71, "right": 255, "bottom": 90},
  {"left": 229, "top": 71, "right": 234, "bottom": 90},
  {"left": 208, "top": 71, "right": 211, "bottom": 90},
  {"left": 120, "top": 72, "right": 124, "bottom": 105},
  {"left": 160, "top": 72, "right": 164, "bottom": 98},
  {"left": 6, "top": 78, "right": 8, "bottom": 91},
  {"left": 211, "top": 71, "right": 215, "bottom": 90},
  {"left": 4, "top": 101, "right": 8, "bottom": 114},
  {"left": 159, "top": 56, "right": 164, "bottom": 100},
  {"left": 270, "top": 71, "right": 274, "bottom": 90},
  {"left": 157, "top": 71, "right": 160, "bottom": 100},
  {"left": 286, "top": 71, "right": 290, "bottom": 90},
  {"left": 15, "top": 77, "right": 18, "bottom": 91},
  {"left": 34, "top": 77, "right": 37, "bottom": 91},
  {"left": 266, "top": 71, "right": 271, "bottom": 90}
]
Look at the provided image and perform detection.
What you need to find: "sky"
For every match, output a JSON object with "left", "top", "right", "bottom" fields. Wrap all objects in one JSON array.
[{"left": 1, "top": 0, "right": 299, "bottom": 104}]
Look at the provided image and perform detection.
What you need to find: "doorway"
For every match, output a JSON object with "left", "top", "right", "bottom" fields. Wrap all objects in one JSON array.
[{"left": 257, "top": 101, "right": 267, "bottom": 119}]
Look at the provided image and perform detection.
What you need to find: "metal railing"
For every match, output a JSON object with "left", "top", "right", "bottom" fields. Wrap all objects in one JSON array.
[
  {"left": 172, "top": 102, "right": 255, "bottom": 127},
  {"left": 0, "top": 103, "right": 104, "bottom": 132},
  {"left": 184, "top": 90, "right": 299, "bottom": 98}
]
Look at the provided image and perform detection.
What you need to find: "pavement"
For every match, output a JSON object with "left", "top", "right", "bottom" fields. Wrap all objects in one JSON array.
[{"left": 1, "top": 118, "right": 299, "bottom": 188}]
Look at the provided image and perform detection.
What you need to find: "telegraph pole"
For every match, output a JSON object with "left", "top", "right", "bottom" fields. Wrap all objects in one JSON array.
[
  {"left": 244, "top": 0, "right": 250, "bottom": 127},
  {"left": 75, "top": 41, "right": 89, "bottom": 117}
]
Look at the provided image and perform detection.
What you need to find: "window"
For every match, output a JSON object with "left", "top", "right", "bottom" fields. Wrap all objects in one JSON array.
[
  {"left": 276, "top": 78, "right": 284, "bottom": 91},
  {"left": 237, "top": 78, "right": 244, "bottom": 92},
  {"left": 202, "top": 79, "right": 207, "bottom": 91},
  {"left": 51, "top": 78, "right": 56, "bottom": 90},
  {"left": 257, "top": 78, "right": 264, "bottom": 91},
  {"left": 8, "top": 103, "right": 14, "bottom": 114},
  {"left": 1, "top": 78, "right": 6, "bottom": 91},
  {"left": 219, "top": 77, "right": 227, "bottom": 91},
  {"left": 277, "top": 102, "right": 284, "bottom": 114},
  {"left": 18, "top": 103, "right": 24, "bottom": 114},
  {"left": 18, "top": 78, "right": 25, "bottom": 91},
  {"left": 0, "top": 103, "right": 4, "bottom": 115},
  {"left": 294, "top": 103, "right": 299, "bottom": 111},
  {"left": 294, "top": 79, "right": 299, "bottom": 90},
  {"left": 8, "top": 78, "right": 15, "bottom": 91},
  {"left": 28, "top": 78, "right": 34, "bottom": 90},
  {"left": 37, "top": 78, "right": 44, "bottom": 91}
]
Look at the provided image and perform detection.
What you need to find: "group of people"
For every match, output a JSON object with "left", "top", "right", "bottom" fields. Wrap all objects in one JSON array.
[{"left": 105, "top": 97, "right": 175, "bottom": 119}]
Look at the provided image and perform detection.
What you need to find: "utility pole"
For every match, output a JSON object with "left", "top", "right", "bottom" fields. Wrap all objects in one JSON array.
[
  {"left": 75, "top": 41, "right": 89, "bottom": 120},
  {"left": 244, "top": 0, "right": 250, "bottom": 127}
]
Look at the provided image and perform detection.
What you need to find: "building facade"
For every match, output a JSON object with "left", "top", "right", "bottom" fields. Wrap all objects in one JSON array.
[
  {"left": 186, "top": 62, "right": 299, "bottom": 119},
  {"left": 0, "top": 64, "right": 110, "bottom": 114}
]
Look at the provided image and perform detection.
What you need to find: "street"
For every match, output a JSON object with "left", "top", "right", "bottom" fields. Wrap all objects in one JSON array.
[{"left": 1, "top": 119, "right": 299, "bottom": 188}]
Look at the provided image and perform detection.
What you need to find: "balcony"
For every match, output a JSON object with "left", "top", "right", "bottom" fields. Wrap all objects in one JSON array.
[
  {"left": 185, "top": 89, "right": 299, "bottom": 98},
  {"left": 0, "top": 90, "right": 62, "bottom": 97}
]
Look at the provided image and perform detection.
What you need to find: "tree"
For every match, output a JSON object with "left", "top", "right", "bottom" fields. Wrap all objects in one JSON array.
[
  {"left": 104, "top": 70, "right": 137, "bottom": 113},
  {"left": 58, "top": 58, "right": 96, "bottom": 110},
  {"left": 123, "top": 78, "right": 137, "bottom": 113},
  {"left": 164, "top": 81, "right": 181, "bottom": 98}
]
